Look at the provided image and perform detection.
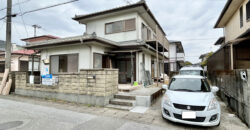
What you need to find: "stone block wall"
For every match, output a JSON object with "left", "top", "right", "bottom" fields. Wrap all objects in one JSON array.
[
  {"left": 15, "top": 69, "right": 118, "bottom": 106},
  {"left": 209, "top": 69, "right": 250, "bottom": 126}
]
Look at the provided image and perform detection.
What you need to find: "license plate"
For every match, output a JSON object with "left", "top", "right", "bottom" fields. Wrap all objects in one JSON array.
[{"left": 182, "top": 111, "right": 196, "bottom": 119}]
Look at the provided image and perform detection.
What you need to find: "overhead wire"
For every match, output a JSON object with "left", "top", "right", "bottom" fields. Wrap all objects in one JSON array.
[
  {"left": 12, "top": 22, "right": 22, "bottom": 40},
  {"left": 17, "top": 0, "right": 29, "bottom": 37},
  {"left": 0, "top": 0, "right": 31, "bottom": 12}
]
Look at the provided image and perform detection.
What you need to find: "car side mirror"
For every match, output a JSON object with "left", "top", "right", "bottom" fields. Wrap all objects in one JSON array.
[
  {"left": 162, "top": 84, "right": 168, "bottom": 90},
  {"left": 211, "top": 86, "right": 219, "bottom": 93}
]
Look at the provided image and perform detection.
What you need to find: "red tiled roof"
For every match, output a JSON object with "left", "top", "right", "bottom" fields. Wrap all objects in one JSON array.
[
  {"left": 12, "top": 49, "right": 36, "bottom": 55},
  {"left": 21, "top": 35, "right": 60, "bottom": 42}
]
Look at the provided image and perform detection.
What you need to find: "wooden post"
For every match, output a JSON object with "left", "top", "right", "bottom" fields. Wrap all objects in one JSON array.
[
  {"left": 130, "top": 51, "right": 134, "bottom": 85},
  {"left": 31, "top": 55, "right": 34, "bottom": 75},
  {"left": 230, "top": 43, "right": 234, "bottom": 70},
  {"left": 162, "top": 36, "right": 165, "bottom": 84},
  {"left": 155, "top": 25, "right": 160, "bottom": 87},
  {"left": 156, "top": 38, "right": 159, "bottom": 86}
]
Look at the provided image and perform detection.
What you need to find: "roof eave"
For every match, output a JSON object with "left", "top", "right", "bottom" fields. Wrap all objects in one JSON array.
[{"left": 214, "top": 0, "right": 232, "bottom": 28}]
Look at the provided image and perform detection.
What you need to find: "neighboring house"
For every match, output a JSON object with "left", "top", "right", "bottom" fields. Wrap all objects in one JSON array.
[
  {"left": 21, "top": 35, "right": 59, "bottom": 45},
  {"left": 0, "top": 40, "right": 29, "bottom": 72},
  {"left": 164, "top": 40, "right": 185, "bottom": 74},
  {"left": 25, "top": 0, "right": 169, "bottom": 85},
  {"left": 0, "top": 50, "right": 36, "bottom": 72},
  {"left": 210, "top": 0, "right": 250, "bottom": 71},
  {"left": 0, "top": 40, "right": 5, "bottom": 52},
  {"left": 208, "top": 0, "right": 250, "bottom": 126}
]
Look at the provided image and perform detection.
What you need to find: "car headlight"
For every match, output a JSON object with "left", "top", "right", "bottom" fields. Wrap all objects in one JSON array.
[
  {"left": 207, "top": 98, "right": 218, "bottom": 111},
  {"left": 163, "top": 94, "right": 172, "bottom": 107}
]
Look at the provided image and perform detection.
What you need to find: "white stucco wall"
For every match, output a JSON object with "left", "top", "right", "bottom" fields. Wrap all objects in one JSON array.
[
  {"left": 86, "top": 12, "right": 138, "bottom": 42},
  {"left": 169, "top": 44, "right": 177, "bottom": 62},
  {"left": 39, "top": 43, "right": 109, "bottom": 75},
  {"left": 135, "top": 51, "right": 152, "bottom": 83}
]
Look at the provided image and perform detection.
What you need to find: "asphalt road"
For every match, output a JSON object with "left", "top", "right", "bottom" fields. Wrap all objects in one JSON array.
[
  {"left": 0, "top": 95, "right": 249, "bottom": 130},
  {"left": 0, "top": 98, "right": 165, "bottom": 130}
]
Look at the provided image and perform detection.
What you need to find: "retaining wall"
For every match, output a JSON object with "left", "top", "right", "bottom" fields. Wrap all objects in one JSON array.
[
  {"left": 209, "top": 69, "right": 250, "bottom": 126},
  {"left": 15, "top": 69, "right": 118, "bottom": 106}
]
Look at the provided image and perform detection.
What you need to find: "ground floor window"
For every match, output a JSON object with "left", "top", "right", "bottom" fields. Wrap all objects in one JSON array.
[
  {"left": 50, "top": 54, "right": 78, "bottom": 73},
  {"left": 93, "top": 53, "right": 103, "bottom": 68}
]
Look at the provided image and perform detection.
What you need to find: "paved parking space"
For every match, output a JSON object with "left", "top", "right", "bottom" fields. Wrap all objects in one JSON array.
[{"left": 0, "top": 95, "right": 248, "bottom": 130}]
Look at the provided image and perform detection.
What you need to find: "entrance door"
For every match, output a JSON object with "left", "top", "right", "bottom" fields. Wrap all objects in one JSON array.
[{"left": 116, "top": 54, "right": 136, "bottom": 84}]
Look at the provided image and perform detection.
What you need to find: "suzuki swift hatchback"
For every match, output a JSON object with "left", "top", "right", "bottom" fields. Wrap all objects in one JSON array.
[{"left": 161, "top": 75, "right": 220, "bottom": 127}]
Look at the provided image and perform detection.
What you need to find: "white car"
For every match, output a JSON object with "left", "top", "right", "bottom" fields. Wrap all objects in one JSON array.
[
  {"left": 179, "top": 66, "right": 206, "bottom": 77},
  {"left": 161, "top": 75, "right": 220, "bottom": 127}
]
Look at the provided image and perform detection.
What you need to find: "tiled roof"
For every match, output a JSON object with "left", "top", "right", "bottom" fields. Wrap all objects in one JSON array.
[{"left": 25, "top": 34, "right": 118, "bottom": 49}]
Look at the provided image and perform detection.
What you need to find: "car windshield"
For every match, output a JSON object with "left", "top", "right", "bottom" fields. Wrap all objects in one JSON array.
[
  {"left": 180, "top": 70, "right": 204, "bottom": 76},
  {"left": 169, "top": 78, "right": 210, "bottom": 92}
]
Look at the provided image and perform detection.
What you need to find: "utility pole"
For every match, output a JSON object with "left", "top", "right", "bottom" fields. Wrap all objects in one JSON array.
[
  {"left": 5, "top": 0, "right": 12, "bottom": 71},
  {"left": 32, "top": 24, "right": 41, "bottom": 37}
]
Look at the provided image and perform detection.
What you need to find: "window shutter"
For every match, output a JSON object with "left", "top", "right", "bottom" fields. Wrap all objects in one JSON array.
[{"left": 125, "top": 19, "right": 135, "bottom": 31}]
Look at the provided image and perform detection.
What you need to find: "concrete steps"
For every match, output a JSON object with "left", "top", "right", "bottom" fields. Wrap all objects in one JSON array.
[
  {"left": 106, "top": 104, "right": 133, "bottom": 111},
  {"left": 114, "top": 94, "right": 136, "bottom": 100},
  {"left": 110, "top": 99, "right": 135, "bottom": 106},
  {"left": 106, "top": 94, "right": 136, "bottom": 111}
]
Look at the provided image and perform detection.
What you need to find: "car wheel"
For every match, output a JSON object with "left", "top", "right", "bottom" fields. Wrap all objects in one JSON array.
[{"left": 216, "top": 121, "right": 220, "bottom": 127}]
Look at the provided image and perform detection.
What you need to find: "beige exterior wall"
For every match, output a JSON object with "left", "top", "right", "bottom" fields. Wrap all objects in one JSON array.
[
  {"left": 0, "top": 55, "right": 28, "bottom": 71},
  {"left": 225, "top": 0, "right": 250, "bottom": 42}
]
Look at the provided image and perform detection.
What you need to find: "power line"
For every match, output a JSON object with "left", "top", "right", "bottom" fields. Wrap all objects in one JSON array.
[
  {"left": 0, "top": 0, "right": 78, "bottom": 20},
  {"left": 17, "top": 0, "right": 29, "bottom": 37},
  {"left": 12, "top": 22, "right": 22, "bottom": 40},
  {"left": 17, "top": 0, "right": 78, "bottom": 16},
  {"left": 0, "top": 0, "right": 31, "bottom": 12},
  {"left": 0, "top": 18, "right": 5, "bottom": 31}
]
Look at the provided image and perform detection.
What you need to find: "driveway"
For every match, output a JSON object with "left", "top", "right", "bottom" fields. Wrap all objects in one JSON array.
[{"left": 0, "top": 95, "right": 248, "bottom": 130}]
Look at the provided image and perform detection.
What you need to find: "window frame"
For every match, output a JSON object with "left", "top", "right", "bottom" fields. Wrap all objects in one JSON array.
[
  {"left": 93, "top": 53, "right": 103, "bottom": 69},
  {"left": 240, "top": 6, "right": 243, "bottom": 27},
  {"left": 105, "top": 18, "right": 136, "bottom": 34},
  {"left": 50, "top": 53, "right": 79, "bottom": 74},
  {"left": 246, "top": 1, "right": 250, "bottom": 21}
]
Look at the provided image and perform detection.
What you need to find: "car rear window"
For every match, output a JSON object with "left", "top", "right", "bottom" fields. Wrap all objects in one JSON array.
[{"left": 180, "top": 70, "right": 204, "bottom": 76}]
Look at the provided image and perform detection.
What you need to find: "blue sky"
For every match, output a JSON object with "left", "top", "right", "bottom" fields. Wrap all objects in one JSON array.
[{"left": 0, "top": 0, "right": 227, "bottom": 63}]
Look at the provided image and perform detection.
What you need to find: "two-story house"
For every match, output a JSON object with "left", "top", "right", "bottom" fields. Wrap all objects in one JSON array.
[
  {"left": 209, "top": 0, "right": 250, "bottom": 72},
  {"left": 25, "top": 0, "right": 169, "bottom": 85},
  {"left": 208, "top": 0, "right": 250, "bottom": 126},
  {"left": 164, "top": 40, "right": 184, "bottom": 75}
]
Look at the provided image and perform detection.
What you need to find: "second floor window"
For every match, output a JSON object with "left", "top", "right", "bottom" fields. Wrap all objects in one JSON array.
[
  {"left": 142, "top": 23, "right": 152, "bottom": 41},
  {"left": 240, "top": 6, "right": 243, "bottom": 27},
  {"left": 247, "top": 1, "right": 250, "bottom": 21},
  {"left": 105, "top": 18, "right": 135, "bottom": 34}
]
